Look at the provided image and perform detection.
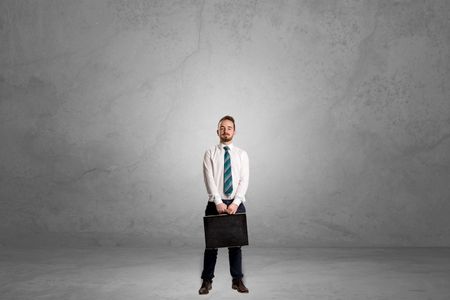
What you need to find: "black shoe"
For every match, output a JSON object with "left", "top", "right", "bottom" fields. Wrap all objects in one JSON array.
[
  {"left": 199, "top": 279, "right": 212, "bottom": 295},
  {"left": 232, "top": 278, "right": 249, "bottom": 293}
]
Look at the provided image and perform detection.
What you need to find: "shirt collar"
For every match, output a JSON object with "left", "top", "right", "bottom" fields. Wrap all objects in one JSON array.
[{"left": 220, "top": 143, "right": 234, "bottom": 151}]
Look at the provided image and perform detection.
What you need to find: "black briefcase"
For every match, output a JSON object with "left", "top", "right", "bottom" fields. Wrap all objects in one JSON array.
[{"left": 203, "top": 213, "right": 249, "bottom": 249}]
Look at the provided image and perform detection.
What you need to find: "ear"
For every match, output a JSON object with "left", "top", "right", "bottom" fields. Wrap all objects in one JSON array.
[{"left": 216, "top": 129, "right": 219, "bottom": 136}]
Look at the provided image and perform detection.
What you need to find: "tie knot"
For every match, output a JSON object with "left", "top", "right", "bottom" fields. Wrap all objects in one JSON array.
[{"left": 224, "top": 146, "right": 230, "bottom": 151}]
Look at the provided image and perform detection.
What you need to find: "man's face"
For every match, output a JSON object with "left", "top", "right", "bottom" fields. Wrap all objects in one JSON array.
[{"left": 217, "top": 119, "right": 235, "bottom": 143}]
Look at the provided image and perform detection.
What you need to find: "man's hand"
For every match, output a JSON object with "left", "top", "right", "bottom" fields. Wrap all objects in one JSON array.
[
  {"left": 216, "top": 203, "right": 228, "bottom": 214},
  {"left": 227, "top": 203, "right": 238, "bottom": 215}
]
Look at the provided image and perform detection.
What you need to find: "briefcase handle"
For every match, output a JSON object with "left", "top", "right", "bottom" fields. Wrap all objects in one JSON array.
[{"left": 205, "top": 212, "right": 246, "bottom": 217}]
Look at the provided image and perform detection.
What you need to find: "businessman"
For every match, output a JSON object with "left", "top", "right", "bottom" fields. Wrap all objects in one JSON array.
[{"left": 199, "top": 115, "right": 250, "bottom": 294}]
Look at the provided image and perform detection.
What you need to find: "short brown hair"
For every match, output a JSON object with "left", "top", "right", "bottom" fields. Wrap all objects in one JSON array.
[{"left": 218, "top": 115, "right": 235, "bottom": 129}]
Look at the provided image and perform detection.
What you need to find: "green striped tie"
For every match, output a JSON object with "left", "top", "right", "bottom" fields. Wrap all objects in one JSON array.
[{"left": 223, "top": 146, "right": 233, "bottom": 196}]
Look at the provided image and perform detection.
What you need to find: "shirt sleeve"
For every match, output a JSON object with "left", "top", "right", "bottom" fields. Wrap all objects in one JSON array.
[
  {"left": 232, "top": 150, "right": 249, "bottom": 206},
  {"left": 203, "top": 150, "right": 223, "bottom": 205}
]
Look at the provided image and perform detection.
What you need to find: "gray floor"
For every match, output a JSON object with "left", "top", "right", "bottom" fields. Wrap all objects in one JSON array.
[{"left": 1, "top": 246, "right": 449, "bottom": 300}]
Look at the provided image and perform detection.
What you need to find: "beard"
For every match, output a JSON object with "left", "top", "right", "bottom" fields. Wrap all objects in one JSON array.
[{"left": 221, "top": 135, "right": 233, "bottom": 142}]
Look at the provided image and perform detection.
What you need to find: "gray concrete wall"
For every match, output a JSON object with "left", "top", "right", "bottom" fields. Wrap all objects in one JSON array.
[{"left": 1, "top": 0, "right": 449, "bottom": 247}]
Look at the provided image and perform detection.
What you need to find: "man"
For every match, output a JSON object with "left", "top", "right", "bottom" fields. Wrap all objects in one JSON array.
[{"left": 199, "top": 115, "right": 250, "bottom": 295}]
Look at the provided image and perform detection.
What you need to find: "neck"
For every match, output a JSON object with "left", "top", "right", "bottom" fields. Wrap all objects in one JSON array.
[{"left": 221, "top": 140, "right": 232, "bottom": 145}]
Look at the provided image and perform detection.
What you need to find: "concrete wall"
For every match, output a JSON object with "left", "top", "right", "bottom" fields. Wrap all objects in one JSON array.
[{"left": 1, "top": 0, "right": 449, "bottom": 247}]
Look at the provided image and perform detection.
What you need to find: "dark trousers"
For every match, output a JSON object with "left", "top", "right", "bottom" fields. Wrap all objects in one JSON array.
[{"left": 201, "top": 199, "right": 246, "bottom": 281}]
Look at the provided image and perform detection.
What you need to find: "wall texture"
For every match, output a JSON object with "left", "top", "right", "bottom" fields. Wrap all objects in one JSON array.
[{"left": 1, "top": 0, "right": 449, "bottom": 247}]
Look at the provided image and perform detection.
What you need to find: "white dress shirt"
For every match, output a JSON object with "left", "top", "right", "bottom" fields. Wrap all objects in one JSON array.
[{"left": 203, "top": 143, "right": 249, "bottom": 206}]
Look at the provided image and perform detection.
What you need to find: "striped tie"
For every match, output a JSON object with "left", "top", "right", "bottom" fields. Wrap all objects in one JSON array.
[{"left": 223, "top": 146, "right": 233, "bottom": 196}]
